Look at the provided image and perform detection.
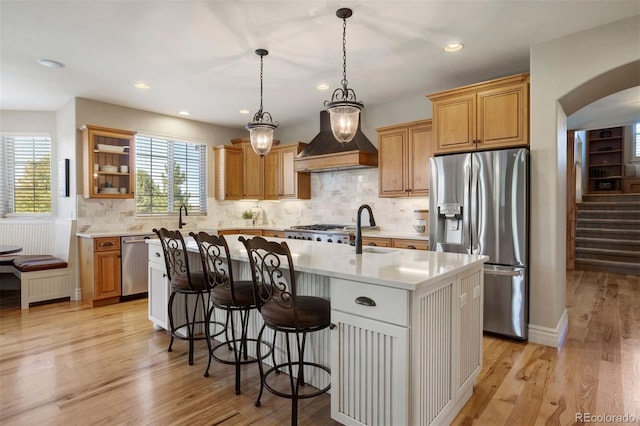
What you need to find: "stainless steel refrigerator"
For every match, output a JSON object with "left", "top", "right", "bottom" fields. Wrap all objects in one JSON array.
[{"left": 429, "top": 147, "right": 529, "bottom": 339}]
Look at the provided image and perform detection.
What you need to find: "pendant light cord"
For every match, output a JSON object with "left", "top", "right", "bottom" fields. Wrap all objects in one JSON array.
[
  {"left": 341, "top": 15, "right": 349, "bottom": 91},
  {"left": 259, "top": 54, "right": 264, "bottom": 114}
]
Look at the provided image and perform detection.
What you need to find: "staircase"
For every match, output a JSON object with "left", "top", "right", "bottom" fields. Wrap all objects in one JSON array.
[{"left": 575, "top": 194, "right": 640, "bottom": 274}]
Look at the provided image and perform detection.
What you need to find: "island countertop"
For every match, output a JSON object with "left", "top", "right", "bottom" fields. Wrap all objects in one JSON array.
[{"left": 148, "top": 233, "right": 485, "bottom": 292}]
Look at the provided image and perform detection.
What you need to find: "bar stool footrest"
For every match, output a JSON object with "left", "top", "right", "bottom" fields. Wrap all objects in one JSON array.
[
  {"left": 263, "top": 361, "right": 331, "bottom": 400},
  {"left": 211, "top": 338, "right": 273, "bottom": 365}
]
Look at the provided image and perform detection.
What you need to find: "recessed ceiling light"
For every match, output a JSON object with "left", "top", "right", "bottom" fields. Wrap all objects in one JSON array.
[
  {"left": 134, "top": 82, "right": 150, "bottom": 89},
  {"left": 444, "top": 42, "right": 464, "bottom": 53},
  {"left": 178, "top": 111, "right": 190, "bottom": 116},
  {"left": 317, "top": 83, "right": 330, "bottom": 91},
  {"left": 239, "top": 109, "right": 250, "bottom": 114},
  {"left": 37, "top": 58, "right": 65, "bottom": 68}
]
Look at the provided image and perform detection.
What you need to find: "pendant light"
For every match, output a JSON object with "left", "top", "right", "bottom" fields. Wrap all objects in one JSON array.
[
  {"left": 324, "top": 8, "right": 363, "bottom": 144},
  {"left": 246, "top": 49, "right": 278, "bottom": 157}
]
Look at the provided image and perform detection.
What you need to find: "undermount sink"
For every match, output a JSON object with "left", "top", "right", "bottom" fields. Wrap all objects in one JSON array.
[{"left": 358, "top": 247, "right": 396, "bottom": 254}]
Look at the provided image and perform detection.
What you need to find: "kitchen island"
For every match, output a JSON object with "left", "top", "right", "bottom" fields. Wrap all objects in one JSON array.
[{"left": 147, "top": 234, "right": 486, "bottom": 426}]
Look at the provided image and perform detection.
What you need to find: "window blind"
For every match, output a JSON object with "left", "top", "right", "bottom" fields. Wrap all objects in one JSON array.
[
  {"left": 635, "top": 122, "right": 640, "bottom": 159},
  {"left": 0, "top": 136, "right": 51, "bottom": 215},
  {"left": 135, "top": 135, "right": 207, "bottom": 215}
]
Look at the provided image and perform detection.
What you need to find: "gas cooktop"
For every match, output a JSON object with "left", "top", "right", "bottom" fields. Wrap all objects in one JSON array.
[{"left": 290, "top": 224, "right": 349, "bottom": 231}]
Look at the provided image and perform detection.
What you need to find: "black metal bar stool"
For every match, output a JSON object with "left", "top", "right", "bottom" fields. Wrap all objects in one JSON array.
[
  {"left": 153, "top": 228, "right": 224, "bottom": 365},
  {"left": 239, "top": 236, "right": 331, "bottom": 426},
  {"left": 190, "top": 231, "right": 273, "bottom": 395}
]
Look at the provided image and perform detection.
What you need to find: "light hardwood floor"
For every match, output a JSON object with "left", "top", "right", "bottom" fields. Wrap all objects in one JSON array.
[{"left": 1, "top": 270, "right": 638, "bottom": 425}]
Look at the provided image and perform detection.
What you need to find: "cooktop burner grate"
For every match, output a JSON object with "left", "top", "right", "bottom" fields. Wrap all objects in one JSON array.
[{"left": 290, "top": 224, "right": 348, "bottom": 231}]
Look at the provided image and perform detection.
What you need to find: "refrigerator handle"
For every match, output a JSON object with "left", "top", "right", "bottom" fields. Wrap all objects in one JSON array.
[{"left": 470, "top": 154, "right": 479, "bottom": 254}]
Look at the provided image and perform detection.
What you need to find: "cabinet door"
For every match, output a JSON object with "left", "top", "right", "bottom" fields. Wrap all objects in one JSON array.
[
  {"left": 378, "top": 129, "right": 408, "bottom": 197},
  {"left": 214, "top": 146, "right": 243, "bottom": 200},
  {"left": 280, "top": 146, "right": 298, "bottom": 199},
  {"left": 242, "top": 144, "right": 264, "bottom": 199},
  {"left": 476, "top": 82, "right": 528, "bottom": 149},
  {"left": 331, "top": 310, "right": 408, "bottom": 426},
  {"left": 148, "top": 261, "right": 168, "bottom": 329},
  {"left": 432, "top": 93, "right": 476, "bottom": 154},
  {"left": 263, "top": 149, "right": 280, "bottom": 200},
  {"left": 407, "top": 122, "right": 432, "bottom": 196},
  {"left": 94, "top": 250, "right": 121, "bottom": 299}
]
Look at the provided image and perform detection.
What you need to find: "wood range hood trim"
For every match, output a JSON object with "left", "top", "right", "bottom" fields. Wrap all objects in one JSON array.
[
  {"left": 293, "top": 110, "right": 378, "bottom": 172},
  {"left": 294, "top": 150, "right": 378, "bottom": 172}
]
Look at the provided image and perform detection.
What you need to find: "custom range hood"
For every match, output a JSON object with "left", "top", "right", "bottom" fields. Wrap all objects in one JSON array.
[{"left": 294, "top": 111, "right": 378, "bottom": 172}]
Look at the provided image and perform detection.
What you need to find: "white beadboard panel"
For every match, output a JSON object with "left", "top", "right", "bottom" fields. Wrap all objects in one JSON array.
[
  {"left": 458, "top": 270, "right": 482, "bottom": 389},
  {"left": 415, "top": 281, "right": 454, "bottom": 426},
  {"left": 330, "top": 310, "right": 408, "bottom": 426},
  {"left": 0, "top": 221, "right": 54, "bottom": 254},
  {"left": 19, "top": 268, "right": 71, "bottom": 309}
]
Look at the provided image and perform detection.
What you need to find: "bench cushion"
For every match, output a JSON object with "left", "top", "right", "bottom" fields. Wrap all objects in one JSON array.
[{"left": 12, "top": 255, "right": 68, "bottom": 272}]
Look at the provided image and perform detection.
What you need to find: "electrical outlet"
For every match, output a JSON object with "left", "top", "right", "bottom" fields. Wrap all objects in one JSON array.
[
  {"left": 473, "top": 285, "right": 480, "bottom": 299},
  {"left": 459, "top": 293, "right": 467, "bottom": 308}
]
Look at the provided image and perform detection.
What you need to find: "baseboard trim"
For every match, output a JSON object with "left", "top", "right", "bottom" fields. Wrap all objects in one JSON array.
[{"left": 528, "top": 309, "right": 568, "bottom": 348}]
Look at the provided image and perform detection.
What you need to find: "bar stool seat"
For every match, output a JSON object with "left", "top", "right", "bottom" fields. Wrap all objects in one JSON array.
[{"left": 261, "top": 296, "right": 330, "bottom": 329}]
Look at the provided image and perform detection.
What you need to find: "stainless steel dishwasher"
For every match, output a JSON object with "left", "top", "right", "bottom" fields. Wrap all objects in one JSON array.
[{"left": 121, "top": 234, "right": 156, "bottom": 296}]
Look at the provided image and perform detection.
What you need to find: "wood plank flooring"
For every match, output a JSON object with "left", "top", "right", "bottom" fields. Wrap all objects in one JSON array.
[{"left": 1, "top": 270, "right": 638, "bottom": 425}]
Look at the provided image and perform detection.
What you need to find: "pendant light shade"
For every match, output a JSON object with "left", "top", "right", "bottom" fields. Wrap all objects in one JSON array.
[
  {"left": 246, "top": 49, "right": 278, "bottom": 157},
  {"left": 324, "top": 8, "right": 363, "bottom": 144}
]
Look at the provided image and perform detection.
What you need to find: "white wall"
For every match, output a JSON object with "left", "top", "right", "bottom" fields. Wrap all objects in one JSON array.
[{"left": 529, "top": 15, "right": 640, "bottom": 343}]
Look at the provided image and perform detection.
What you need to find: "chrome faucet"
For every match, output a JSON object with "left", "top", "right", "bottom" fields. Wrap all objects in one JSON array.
[
  {"left": 355, "top": 204, "right": 376, "bottom": 254},
  {"left": 178, "top": 204, "right": 188, "bottom": 229}
]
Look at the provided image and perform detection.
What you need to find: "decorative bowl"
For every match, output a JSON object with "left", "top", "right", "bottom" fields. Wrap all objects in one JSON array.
[
  {"left": 97, "top": 144, "right": 127, "bottom": 153},
  {"left": 99, "top": 187, "right": 120, "bottom": 194}
]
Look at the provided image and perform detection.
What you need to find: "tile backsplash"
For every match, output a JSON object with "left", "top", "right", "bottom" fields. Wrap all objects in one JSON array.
[{"left": 77, "top": 168, "right": 429, "bottom": 234}]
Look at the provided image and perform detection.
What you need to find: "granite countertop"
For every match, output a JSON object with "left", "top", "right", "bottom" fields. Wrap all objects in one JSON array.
[
  {"left": 77, "top": 226, "right": 429, "bottom": 240},
  {"left": 147, "top": 235, "right": 482, "bottom": 291}
]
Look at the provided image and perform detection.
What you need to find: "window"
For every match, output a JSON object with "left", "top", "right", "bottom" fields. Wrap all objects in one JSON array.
[
  {"left": 0, "top": 135, "right": 52, "bottom": 216},
  {"left": 135, "top": 135, "right": 207, "bottom": 215},
  {"left": 634, "top": 122, "right": 640, "bottom": 161}
]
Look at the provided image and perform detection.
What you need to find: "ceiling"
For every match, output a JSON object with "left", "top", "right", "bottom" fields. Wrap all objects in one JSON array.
[{"left": 1, "top": 1, "right": 639, "bottom": 131}]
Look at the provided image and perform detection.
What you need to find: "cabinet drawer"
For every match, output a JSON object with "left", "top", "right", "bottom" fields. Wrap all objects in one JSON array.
[
  {"left": 361, "top": 236, "right": 391, "bottom": 247},
  {"left": 392, "top": 238, "right": 429, "bottom": 250},
  {"left": 331, "top": 278, "right": 409, "bottom": 327},
  {"left": 94, "top": 237, "right": 120, "bottom": 252},
  {"left": 148, "top": 244, "right": 165, "bottom": 267}
]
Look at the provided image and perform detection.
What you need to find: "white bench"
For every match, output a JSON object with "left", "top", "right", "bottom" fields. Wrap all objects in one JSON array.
[{"left": 0, "top": 220, "right": 73, "bottom": 309}]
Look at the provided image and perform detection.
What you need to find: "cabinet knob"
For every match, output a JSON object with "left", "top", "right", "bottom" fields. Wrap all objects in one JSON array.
[
  {"left": 329, "top": 323, "right": 336, "bottom": 330},
  {"left": 355, "top": 296, "right": 376, "bottom": 307},
  {"left": 155, "top": 252, "right": 161, "bottom": 257},
  {"left": 407, "top": 245, "right": 416, "bottom": 249},
  {"left": 162, "top": 273, "right": 167, "bottom": 278}
]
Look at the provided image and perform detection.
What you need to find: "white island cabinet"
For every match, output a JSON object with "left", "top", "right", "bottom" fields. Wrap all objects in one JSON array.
[{"left": 147, "top": 235, "right": 486, "bottom": 426}]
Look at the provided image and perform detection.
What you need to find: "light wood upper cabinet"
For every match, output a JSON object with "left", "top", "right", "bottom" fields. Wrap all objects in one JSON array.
[
  {"left": 213, "top": 144, "right": 243, "bottom": 200},
  {"left": 377, "top": 119, "right": 433, "bottom": 197},
  {"left": 265, "top": 143, "right": 311, "bottom": 200},
  {"left": 428, "top": 73, "right": 529, "bottom": 154},
  {"left": 216, "top": 139, "right": 310, "bottom": 201},
  {"left": 81, "top": 125, "right": 136, "bottom": 198},
  {"left": 236, "top": 138, "right": 264, "bottom": 199}
]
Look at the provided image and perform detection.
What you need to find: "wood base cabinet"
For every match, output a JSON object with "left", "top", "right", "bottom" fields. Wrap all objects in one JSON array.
[
  {"left": 377, "top": 119, "right": 433, "bottom": 197},
  {"left": 79, "top": 236, "right": 121, "bottom": 306},
  {"left": 429, "top": 73, "right": 529, "bottom": 154}
]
